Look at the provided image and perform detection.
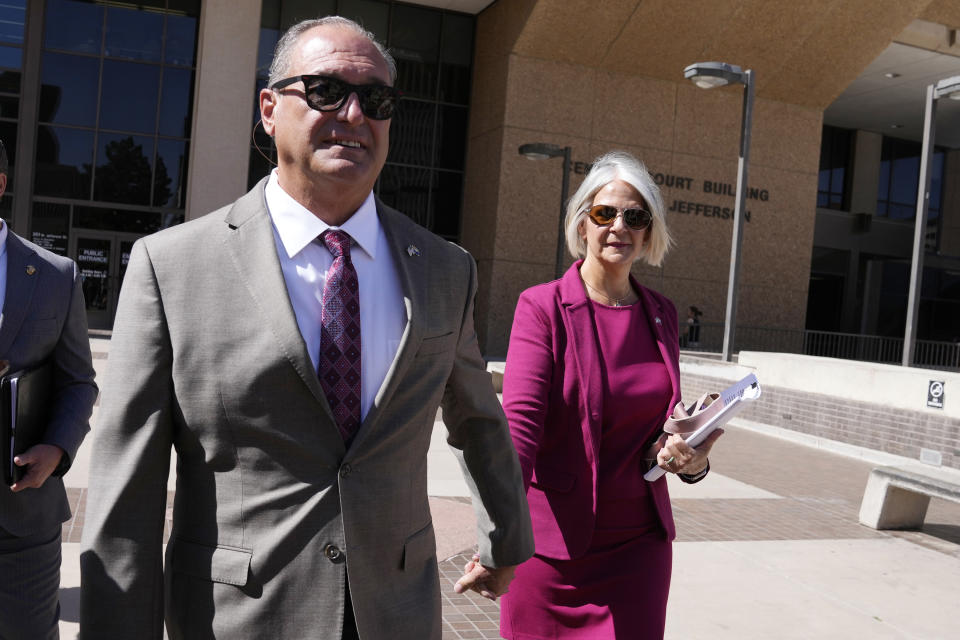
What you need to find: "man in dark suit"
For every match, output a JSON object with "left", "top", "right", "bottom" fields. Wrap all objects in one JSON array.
[
  {"left": 0, "top": 139, "right": 98, "bottom": 639},
  {"left": 80, "top": 16, "right": 532, "bottom": 640}
]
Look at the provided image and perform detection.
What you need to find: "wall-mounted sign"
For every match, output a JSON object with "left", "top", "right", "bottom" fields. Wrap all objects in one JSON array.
[
  {"left": 927, "top": 380, "right": 944, "bottom": 409},
  {"left": 569, "top": 161, "right": 771, "bottom": 223}
]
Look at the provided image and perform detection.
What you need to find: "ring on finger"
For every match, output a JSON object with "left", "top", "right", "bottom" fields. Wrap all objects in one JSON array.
[{"left": 665, "top": 455, "right": 676, "bottom": 464}]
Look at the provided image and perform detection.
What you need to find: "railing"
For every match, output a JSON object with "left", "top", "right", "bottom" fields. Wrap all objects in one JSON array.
[{"left": 680, "top": 322, "right": 960, "bottom": 371}]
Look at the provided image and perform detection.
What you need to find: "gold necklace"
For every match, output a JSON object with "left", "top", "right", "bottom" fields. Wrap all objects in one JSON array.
[{"left": 582, "top": 278, "right": 633, "bottom": 307}]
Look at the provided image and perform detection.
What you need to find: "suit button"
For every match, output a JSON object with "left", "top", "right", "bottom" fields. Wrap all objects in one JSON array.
[
  {"left": 324, "top": 544, "right": 343, "bottom": 562},
  {"left": 339, "top": 463, "right": 352, "bottom": 478}
]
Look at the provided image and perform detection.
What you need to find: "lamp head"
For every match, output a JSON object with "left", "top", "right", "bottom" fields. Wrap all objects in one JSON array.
[
  {"left": 518, "top": 142, "right": 566, "bottom": 160},
  {"left": 684, "top": 61, "right": 748, "bottom": 89},
  {"left": 934, "top": 75, "right": 960, "bottom": 100}
]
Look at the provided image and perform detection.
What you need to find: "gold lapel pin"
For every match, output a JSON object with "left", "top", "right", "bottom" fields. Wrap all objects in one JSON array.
[
  {"left": 26, "top": 265, "right": 37, "bottom": 276},
  {"left": 406, "top": 245, "right": 421, "bottom": 257}
]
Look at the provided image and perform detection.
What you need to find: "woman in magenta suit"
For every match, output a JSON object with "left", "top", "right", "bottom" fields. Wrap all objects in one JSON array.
[{"left": 499, "top": 151, "right": 723, "bottom": 639}]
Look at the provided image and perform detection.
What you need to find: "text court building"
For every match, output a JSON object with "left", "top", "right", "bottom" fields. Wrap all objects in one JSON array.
[{"left": 2, "top": 0, "right": 959, "bottom": 361}]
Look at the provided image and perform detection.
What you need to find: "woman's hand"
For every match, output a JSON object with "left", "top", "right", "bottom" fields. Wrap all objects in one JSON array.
[{"left": 656, "top": 429, "right": 723, "bottom": 475}]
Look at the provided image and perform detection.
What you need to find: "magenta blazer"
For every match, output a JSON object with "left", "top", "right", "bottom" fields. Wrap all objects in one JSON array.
[{"left": 502, "top": 261, "right": 681, "bottom": 560}]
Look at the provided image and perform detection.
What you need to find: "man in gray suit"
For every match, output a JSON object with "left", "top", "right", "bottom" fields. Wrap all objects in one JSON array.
[
  {"left": 80, "top": 16, "right": 532, "bottom": 640},
  {"left": 0, "top": 139, "right": 98, "bottom": 639}
]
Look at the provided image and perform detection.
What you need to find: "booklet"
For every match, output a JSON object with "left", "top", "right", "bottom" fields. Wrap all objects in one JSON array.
[
  {"left": 644, "top": 372, "right": 761, "bottom": 482},
  {"left": 1, "top": 361, "right": 54, "bottom": 486}
]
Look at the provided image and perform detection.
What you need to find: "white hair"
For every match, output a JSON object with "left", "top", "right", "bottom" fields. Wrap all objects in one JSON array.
[{"left": 563, "top": 151, "right": 673, "bottom": 266}]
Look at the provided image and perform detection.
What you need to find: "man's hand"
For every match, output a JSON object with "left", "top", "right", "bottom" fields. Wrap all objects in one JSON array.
[
  {"left": 454, "top": 554, "right": 517, "bottom": 601},
  {"left": 10, "top": 444, "right": 65, "bottom": 492}
]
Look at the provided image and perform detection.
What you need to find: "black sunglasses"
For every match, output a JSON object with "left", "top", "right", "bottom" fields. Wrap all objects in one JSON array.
[
  {"left": 585, "top": 204, "right": 653, "bottom": 231},
  {"left": 270, "top": 74, "right": 399, "bottom": 120}
]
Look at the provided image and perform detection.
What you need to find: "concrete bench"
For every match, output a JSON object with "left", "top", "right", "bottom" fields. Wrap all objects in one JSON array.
[{"left": 859, "top": 466, "right": 960, "bottom": 530}]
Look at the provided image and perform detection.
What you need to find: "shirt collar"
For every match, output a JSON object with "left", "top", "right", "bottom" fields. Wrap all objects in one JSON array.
[
  {"left": 264, "top": 169, "right": 379, "bottom": 260},
  {"left": 0, "top": 219, "right": 7, "bottom": 259}
]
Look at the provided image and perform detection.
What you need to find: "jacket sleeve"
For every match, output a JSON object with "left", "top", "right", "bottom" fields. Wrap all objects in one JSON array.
[
  {"left": 80, "top": 240, "right": 174, "bottom": 639},
  {"left": 501, "top": 291, "right": 554, "bottom": 492},
  {"left": 44, "top": 260, "right": 98, "bottom": 472},
  {"left": 440, "top": 252, "right": 534, "bottom": 569}
]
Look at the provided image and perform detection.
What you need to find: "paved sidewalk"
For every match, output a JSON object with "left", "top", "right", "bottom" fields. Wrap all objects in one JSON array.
[{"left": 55, "top": 341, "right": 960, "bottom": 638}]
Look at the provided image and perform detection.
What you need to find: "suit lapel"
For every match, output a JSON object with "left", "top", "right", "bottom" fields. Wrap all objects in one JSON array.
[
  {"left": 350, "top": 202, "right": 425, "bottom": 450},
  {"left": 222, "top": 181, "right": 330, "bottom": 413},
  {"left": 558, "top": 262, "right": 602, "bottom": 466},
  {"left": 0, "top": 233, "right": 40, "bottom": 357}
]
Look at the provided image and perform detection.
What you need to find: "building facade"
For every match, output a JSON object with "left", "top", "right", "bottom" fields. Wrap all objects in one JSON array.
[{"left": 3, "top": 0, "right": 959, "bottom": 360}]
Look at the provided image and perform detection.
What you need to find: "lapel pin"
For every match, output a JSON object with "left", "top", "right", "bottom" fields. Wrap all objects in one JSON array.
[
  {"left": 26, "top": 265, "right": 36, "bottom": 276},
  {"left": 406, "top": 244, "right": 420, "bottom": 257}
]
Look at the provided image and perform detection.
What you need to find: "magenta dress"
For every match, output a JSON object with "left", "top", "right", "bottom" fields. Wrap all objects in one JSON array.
[{"left": 501, "top": 299, "right": 674, "bottom": 639}]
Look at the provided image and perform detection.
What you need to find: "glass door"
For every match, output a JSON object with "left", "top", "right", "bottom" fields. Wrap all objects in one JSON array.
[{"left": 71, "top": 231, "right": 140, "bottom": 330}]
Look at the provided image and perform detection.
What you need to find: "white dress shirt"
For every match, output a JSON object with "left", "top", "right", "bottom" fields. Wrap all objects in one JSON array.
[
  {"left": 0, "top": 220, "right": 8, "bottom": 317},
  {"left": 264, "top": 170, "right": 407, "bottom": 422}
]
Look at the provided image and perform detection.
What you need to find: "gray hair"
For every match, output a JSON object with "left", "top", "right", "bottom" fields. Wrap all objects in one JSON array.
[
  {"left": 267, "top": 16, "right": 397, "bottom": 87},
  {"left": 564, "top": 151, "right": 673, "bottom": 267}
]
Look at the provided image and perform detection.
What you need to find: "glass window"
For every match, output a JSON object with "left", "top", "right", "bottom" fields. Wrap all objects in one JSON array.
[
  {"left": 439, "top": 13, "right": 472, "bottom": 105},
  {"left": 280, "top": 0, "right": 337, "bottom": 28},
  {"left": 105, "top": 6, "right": 163, "bottom": 62},
  {"left": 876, "top": 136, "right": 945, "bottom": 223},
  {"left": 889, "top": 153, "right": 919, "bottom": 217},
  {"left": 0, "top": 45, "right": 22, "bottom": 69},
  {"left": 261, "top": 0, "right": 281, "bottom": 30},
  {"left": 432, "top": 171, "right": 462, "bottom": 239},
  {"left": 44, "top": 0, "right": 103, "bottom": 54},
  {"left": 0, "top": 69, "right": 19, "bottom": 94},
  {"left": 167, "top": 0, "right": 201, "bottom": 16},
  {"left": 165, "top": 14, "right": 198, "bottom": 66},
  {"left": 40, "top": 53, "right": 99, "bottom": 126},
  {"left": 256, "top": 28, "right": 279, "bottom": 86},
  {"left": 99, "top": 60, "right": 160, "bottom": 133},
  {"left": 158, "top": 67, "right": 194, "bottom": 137},
  {"left": 75, "top": 205, "right": 162, "bottom": 233},
  {"left": 30, "top": 202, "right": 70, "bottom": 255},
  {"left": 0, "top": 95, "right": 18, "bottom": 119},
  {"left": 387, "top": 100, "right": 435, "bottom": 166},
  {"left": 435, "top": 105, "right": 467, "bottom": 170},
  {"left": 155, "top": 138, "right": 188, "bottom": 207},
  {"left": 0, "top": 1, "right": 26, "bottom": 46},
  {"left": 0, "top": 121, "right": 16, "bottom": 183},
  {"left": 377, "top": 164, "right": 431, "bottom": 226},
  {"left": 339, "top": 0, "right": 389, "bottom": 42},
  {"left": 34, "top": 125, "right": 95, "bottom": 198},
  {"left": 817, "top": 125, "right": 850, "bottom": 211},
  {"left": 94, "top": 133, "right": 155, "bottom": 204},
  {"left": 390, "top": 5, "right": 440, "bottom": 99}
]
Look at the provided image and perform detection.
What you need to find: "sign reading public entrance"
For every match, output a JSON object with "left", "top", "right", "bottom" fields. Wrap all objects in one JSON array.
[{"left": 927, "top": 380, "right": 944, "bottom": 409}]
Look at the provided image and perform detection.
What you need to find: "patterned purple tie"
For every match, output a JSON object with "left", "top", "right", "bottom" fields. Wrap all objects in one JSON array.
[{"left": 318, "top": 230, "right": 362, "bottom": 444}]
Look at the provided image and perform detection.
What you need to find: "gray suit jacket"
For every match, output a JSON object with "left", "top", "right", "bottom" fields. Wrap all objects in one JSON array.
[
  {"left": 0, "top": 230, "right": 97, "bottom": 535},
  {"left": 80, "top": 179, "right": 533, "bottom": 639}
]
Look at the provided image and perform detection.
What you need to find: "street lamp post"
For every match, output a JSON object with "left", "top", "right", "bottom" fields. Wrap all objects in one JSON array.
[
  {"left": 518, "top": 143, "right": 572, "bottom": 279},
  {"left": 684, "top": 61, "right": 755, "bottom": 362},
  {"left": 902, "top": 75, "right": 960, "bottom": 366}
]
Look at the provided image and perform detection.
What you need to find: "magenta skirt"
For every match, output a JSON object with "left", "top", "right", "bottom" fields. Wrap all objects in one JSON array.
[{"left": 500, "top": 499, "right": 672, "bottom": 639}]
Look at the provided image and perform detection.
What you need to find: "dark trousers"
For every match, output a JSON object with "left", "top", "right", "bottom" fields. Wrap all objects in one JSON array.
[{"left": 0, "top": 524, "right": 62, "bottom": 640}]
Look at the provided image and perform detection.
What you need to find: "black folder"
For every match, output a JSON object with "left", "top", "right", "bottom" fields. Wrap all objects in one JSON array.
[{"left": 1, "top": 361, "right": 54, "bottom": 486}]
